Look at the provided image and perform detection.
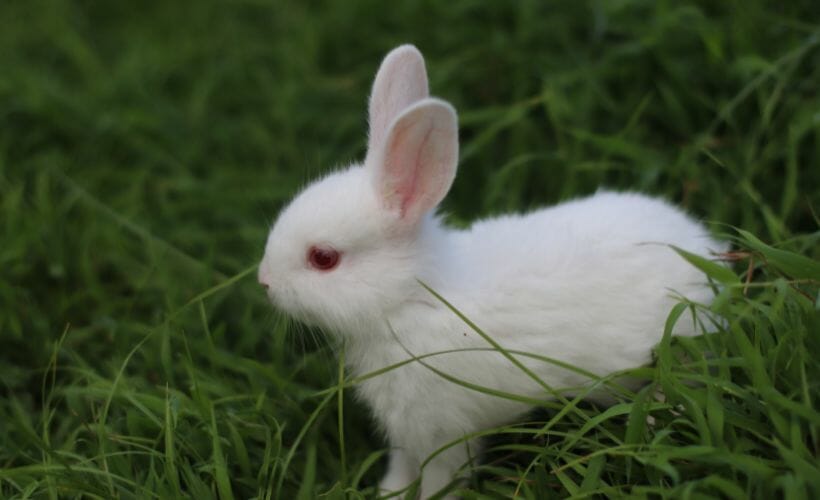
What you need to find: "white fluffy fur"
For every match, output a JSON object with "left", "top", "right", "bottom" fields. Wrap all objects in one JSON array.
[{"left": 259, "top": 45, "right": 727, "bottom": 499}]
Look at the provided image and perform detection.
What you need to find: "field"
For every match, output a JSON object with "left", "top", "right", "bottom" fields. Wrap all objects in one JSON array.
[{"left": 1, "top": 0, "right": 819, "bottom": 498}]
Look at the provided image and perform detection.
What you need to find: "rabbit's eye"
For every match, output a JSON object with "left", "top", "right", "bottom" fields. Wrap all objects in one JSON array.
[{"left": 307, "top": 245, "right": 340, "bottom": 271}]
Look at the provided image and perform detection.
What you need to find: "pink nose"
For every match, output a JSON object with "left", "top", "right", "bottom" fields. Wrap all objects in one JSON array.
[{"left": 257, "top": 266, "right": 271, "bottom": 290}]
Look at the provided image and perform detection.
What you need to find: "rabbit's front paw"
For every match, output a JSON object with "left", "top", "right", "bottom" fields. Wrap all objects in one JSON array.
[{"left": 379, "top": 449, "right": 418, "bottom": 498}]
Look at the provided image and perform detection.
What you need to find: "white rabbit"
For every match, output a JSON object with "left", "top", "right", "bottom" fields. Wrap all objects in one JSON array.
[{"left": 258, "top": 45, "right": 726, "bottom": 499}]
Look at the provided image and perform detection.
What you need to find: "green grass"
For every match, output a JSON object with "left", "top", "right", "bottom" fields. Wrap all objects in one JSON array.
[{"left": 1, "top": 0, "right": 819, "bottom": 498}]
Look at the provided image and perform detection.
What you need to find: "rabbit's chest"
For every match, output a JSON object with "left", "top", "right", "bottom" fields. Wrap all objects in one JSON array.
[{"left": 348, "top": 332, "right": 536, "bottom": 434}]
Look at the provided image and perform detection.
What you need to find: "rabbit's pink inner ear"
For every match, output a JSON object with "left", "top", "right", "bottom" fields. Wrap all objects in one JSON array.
[
  {"left": 378, "top": 100, "right": 458, "bottom": 225},
  {"left": 366, "top": 45, "right": 429, "bottom": 158}
]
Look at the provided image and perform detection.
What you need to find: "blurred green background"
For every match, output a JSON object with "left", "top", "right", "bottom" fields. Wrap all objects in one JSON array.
[{"left": 1, "top": 0, "right": 818, "bottom": 498}]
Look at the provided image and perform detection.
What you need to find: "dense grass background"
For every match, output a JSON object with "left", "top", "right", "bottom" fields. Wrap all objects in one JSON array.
[{"left": 1, "top": 0, "right": 819, "bottom": 498}]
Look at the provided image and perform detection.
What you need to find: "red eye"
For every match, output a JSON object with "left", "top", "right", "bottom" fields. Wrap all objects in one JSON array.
[{"left": 307, "top": 245, "right": 340, "bottom": 271}]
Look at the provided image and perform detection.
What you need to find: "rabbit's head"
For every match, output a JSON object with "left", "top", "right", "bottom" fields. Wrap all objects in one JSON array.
[{"left": 258, "top": 45, "right": 458, "bottom": 334}]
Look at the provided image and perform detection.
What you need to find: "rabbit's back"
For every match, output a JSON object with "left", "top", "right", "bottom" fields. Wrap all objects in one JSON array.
[
  {"left": 456, "top": 191, "right": 722, "bottom": 292},
  {"left": 466, "top": 191, "right": 718, "bottom": 259}
]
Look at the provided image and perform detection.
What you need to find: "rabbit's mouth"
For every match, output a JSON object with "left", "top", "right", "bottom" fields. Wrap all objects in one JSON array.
[{"left": 263, "top": 283, "right": 322, "bottom": 327}]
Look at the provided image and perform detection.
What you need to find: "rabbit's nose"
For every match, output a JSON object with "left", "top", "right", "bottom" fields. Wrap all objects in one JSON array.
[{"left": 258, "top": 265, "right": 272, "bottom": 289}]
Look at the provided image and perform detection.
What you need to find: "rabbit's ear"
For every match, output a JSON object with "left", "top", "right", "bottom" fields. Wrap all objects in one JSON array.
[
  {"left": 372, "top": 98, "right": 458, "bottom": 226},
  {"left": 366, "top": 45, "right": 428, "bottom": 159}
]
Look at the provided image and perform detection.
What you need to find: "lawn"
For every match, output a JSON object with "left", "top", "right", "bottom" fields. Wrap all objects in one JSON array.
[{"left": 1, "top": 0, "right": 819, "bottom": 498}]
